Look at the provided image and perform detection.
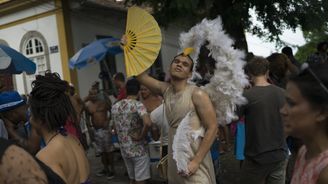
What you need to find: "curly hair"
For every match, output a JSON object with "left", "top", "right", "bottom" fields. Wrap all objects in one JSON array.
[
  {"left": 29, "top": 71, "right": 76, "bottom": 132},
  {"left": 245, "top": 56, "right": 269, "bottom": 76}
]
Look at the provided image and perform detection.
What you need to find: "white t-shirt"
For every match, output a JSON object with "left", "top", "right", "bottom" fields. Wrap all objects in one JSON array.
[{"left": 150, "top": 104, "right": 169, "bottom": 145}]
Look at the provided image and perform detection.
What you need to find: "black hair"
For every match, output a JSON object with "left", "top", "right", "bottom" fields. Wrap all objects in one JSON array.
[
  {"left": 29, "top": 71, "right": 76, "bottom": 132},
  {"left": 114, "top": 72, "right": 125, "bottom": 82},
  {"left": 289, "top": 63, "right": 328, "bottom": 112},
  {"left": 171, "top": 53, "right": 194, "bottom": 72},
  {"left": 126, "top": 78, "right": 140, "bottom": 96},
  {"left": 282, "top": 46, "right": 293, "bottom": 56},
  {"left": 245, "top": 56, "right": 269, "bottom": 76}
]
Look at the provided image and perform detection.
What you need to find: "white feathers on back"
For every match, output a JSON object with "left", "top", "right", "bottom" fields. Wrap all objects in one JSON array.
[
  {"left": 172, "top": 112, "right": 193, "bottom": 174},
  {"left": 179, "top": 16, "right": 249, "bottom": 125}
]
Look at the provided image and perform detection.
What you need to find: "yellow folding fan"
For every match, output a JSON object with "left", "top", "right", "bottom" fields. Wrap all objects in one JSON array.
[{"left": 122, "top": 7, "right": 162, "bottom": 77}]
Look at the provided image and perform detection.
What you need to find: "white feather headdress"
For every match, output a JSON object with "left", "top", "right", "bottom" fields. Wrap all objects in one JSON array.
[{"left": 179, "top": 16, "right": 249, "bottom": 125}]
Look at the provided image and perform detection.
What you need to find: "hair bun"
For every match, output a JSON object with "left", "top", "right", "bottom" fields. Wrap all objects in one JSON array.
[{"left": 31, "top": 71, "right": 68, "bottom": 99}]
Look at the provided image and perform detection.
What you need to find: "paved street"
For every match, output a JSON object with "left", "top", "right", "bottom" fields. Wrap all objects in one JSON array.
[
  {"left": 88, "top": 148, "right": 166, "bottom": 184},
  {"left": 220, "top": 150, "right": 242, "bottom": 184},
  {"left": 87, "top": 144, "right": 242, "bottom": 184},
  {"left": 88, "top": 149, "right": 129, "bottom": 184}
]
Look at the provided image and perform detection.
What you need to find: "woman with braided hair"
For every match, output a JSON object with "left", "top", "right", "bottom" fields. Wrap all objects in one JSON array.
[{"left": 29, "top": 71, "right": 90, "bottom": 184}]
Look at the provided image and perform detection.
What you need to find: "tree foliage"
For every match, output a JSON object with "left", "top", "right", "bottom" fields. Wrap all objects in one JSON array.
[
  {"left": 125, "top": 0, "right": 328, "bottom": 51},
  {"left": 295, "top": 27, "right": 328, "bottom": 63}
]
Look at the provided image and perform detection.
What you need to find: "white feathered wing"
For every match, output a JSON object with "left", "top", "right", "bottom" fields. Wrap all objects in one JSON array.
[
  {"left": 172, "top": 112, "right": 193, "bottom": 174},
  {"left": 179, "top": 16, "right": 249, "bottom": 125}
]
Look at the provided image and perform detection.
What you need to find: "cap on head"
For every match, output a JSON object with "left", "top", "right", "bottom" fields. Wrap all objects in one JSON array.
[{"left": 0, "top": 91, "right": 25, "bottom": 112}]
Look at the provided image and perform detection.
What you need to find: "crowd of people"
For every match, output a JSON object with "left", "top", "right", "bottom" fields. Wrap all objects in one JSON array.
[{"left": 0, "top": 39, "right": 327, "bottom": 184}]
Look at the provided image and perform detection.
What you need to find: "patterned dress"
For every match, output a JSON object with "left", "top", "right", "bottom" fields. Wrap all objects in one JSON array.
[
  {"left": 164, "top": 85, "right": 216, "bottom": 184},
  {"left": 291, "top": 145, "right": 328, "bottom": 184}
]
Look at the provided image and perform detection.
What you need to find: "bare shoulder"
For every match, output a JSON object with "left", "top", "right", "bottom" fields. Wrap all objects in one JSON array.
[
  {"left": 317, "top": 165, "right": 328, "bottom": 184},
  {"left": 36, "top": 139, "right": 64, "bottom": 162},
  {"left": 36, "top": 143, "right": 67, "bottom": 183},
  {"left": 36, "top": 144, "right": 57, "bottom": 161},
  {"left": 36, "top": 146, "right": 53, "bottom": 166},
  {"left": 192, "top": 87, "right": 210, "bottom": 101}
]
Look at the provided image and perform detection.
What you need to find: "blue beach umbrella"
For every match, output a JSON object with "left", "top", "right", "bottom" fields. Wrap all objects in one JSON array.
[
  {"left": 0, "top": 44, "right": 36, "bottom": 74},
  {"left": 69, "top": 38, "right": 122, "bottom": 69}
]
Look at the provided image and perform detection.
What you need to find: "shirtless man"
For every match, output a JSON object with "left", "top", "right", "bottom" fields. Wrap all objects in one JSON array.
[
  {"left": 68, "top": 83, "right": 88, "bottom": 149},
  {"left": 68, "top": 83, "right": 84, "bottom": 123},
  {"left": 85, "top": 88, "right": 114, "bottom": 180}
]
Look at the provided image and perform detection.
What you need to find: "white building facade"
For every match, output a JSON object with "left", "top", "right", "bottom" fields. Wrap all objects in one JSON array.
[{"left": 0, "top": 0, "right": 182, "bottom": 97}]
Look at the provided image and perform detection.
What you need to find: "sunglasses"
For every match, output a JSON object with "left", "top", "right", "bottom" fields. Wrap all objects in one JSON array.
[{"left": 301, "top": 63, "right": 328, "bottom": 94}]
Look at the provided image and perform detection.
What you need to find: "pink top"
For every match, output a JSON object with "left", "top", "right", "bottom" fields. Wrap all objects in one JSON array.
[
  {"left": 291, "top": 145, "right": 328, "bottom": 184},
  {"left": 64, "top": 118, "right": 80, "bottom": 139}
]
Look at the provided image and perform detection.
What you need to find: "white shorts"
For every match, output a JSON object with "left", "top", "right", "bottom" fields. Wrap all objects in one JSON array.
[{"left": 123, "top": 154, "right": 151, "bottom": 181}]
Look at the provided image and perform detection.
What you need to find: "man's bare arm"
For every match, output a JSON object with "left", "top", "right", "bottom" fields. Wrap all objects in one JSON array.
[
  {"left": 190, "top": 89, "right": 217, "bottom": 172},
  {"left": 136, "top": 72, "right": 169, "bottom": 95}
]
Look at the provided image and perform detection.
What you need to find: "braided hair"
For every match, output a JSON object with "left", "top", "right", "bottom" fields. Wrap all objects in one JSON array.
[{"left": 29, "top": 71, "right": 76, "bottom": 132}]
